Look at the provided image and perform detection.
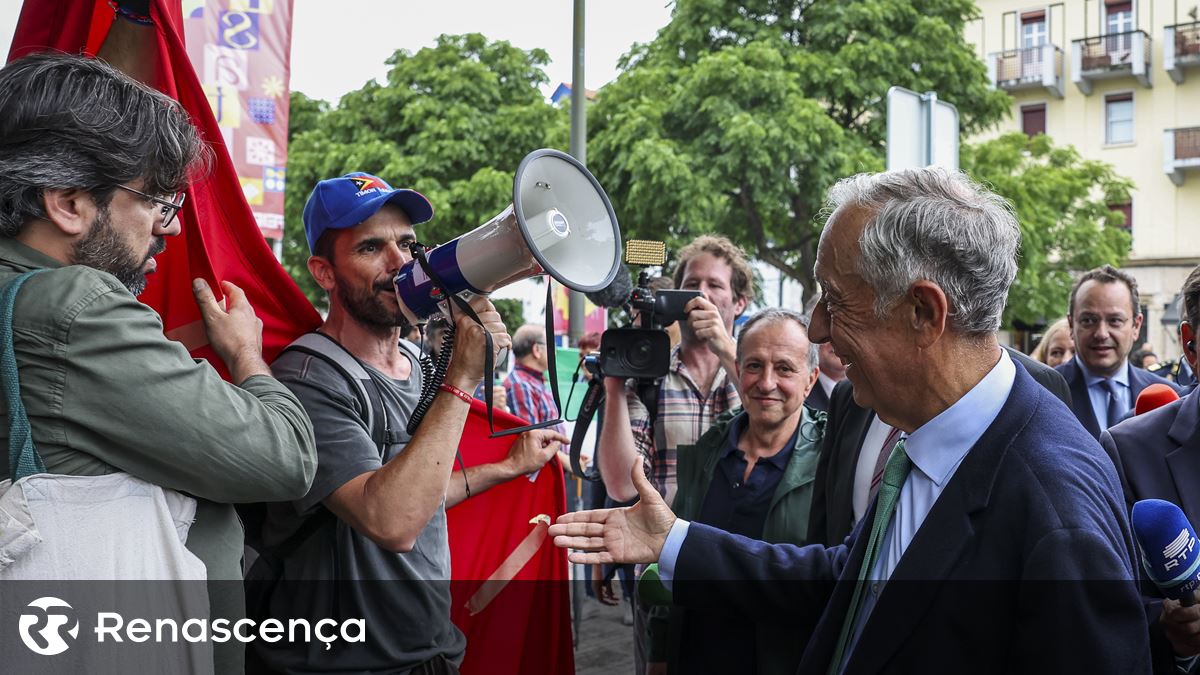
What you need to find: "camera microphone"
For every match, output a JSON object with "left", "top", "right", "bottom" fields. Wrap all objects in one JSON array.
[{"left": 584, "top": 265, "right": 633, "bottom": 308}]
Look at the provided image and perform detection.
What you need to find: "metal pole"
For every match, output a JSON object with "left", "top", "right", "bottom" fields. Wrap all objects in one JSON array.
[
  {"left": 568, "top": 0, "right": 587, "bottom": 346},
  {"left": 922, "top": 91, "right": 937, "bottom": 166}
]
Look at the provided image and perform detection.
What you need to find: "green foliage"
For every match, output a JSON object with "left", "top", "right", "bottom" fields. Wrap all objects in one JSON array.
[
  {"left": 588, "top": 0, "right": 1011, "bottom": 297},
  {"left": 961, "top": 132, "right": 1132, "bottom": 327},
  {"left": 283, "top": 34, "right": 569, "bottom": 307},
  {"left": 491, "top": 298, "right": 526, "bottom": 333}
]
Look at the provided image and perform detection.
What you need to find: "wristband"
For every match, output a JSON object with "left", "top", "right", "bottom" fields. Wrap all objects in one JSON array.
[{"left": 439, "top": 382, "right": 473, "bottom": 405}]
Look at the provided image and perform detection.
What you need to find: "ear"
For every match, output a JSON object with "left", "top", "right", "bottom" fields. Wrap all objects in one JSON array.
[
  {"left": 1132, "top": 312, "right": 1145, "bottom": 336},
  {"left": 41, "top": 188, "right": 95, "bottom": 237},
  {"left": 1182, "top": 322, "right": 1197, "bottom": 363},
  {"left": 307, "top": 255, "right": 336, "bottom": 292},
  {"left": 804, "top": 365, "right": 820, "bottom": 398},
  {"left": 733, "top": 294, "right": 749, "bottom": 319},
  {"left": 909, "top": 280, "right": 949, "bottom": 349}
]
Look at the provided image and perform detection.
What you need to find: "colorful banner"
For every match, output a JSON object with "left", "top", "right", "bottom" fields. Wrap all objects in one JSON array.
[
  {"left": 182, "top": 0, "right": 292, "bottom": 240},
  {"left": 552, "top": 280, "right": 608, "bottom": 337}
]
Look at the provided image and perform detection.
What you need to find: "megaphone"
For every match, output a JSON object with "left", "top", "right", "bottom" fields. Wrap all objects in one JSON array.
[{"left": 393, "top": 149, "right": 622, "bottom": 324}]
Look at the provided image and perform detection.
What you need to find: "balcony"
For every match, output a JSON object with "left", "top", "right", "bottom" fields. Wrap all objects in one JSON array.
[
  {"left": 1071, "top": 30, "right": 1152, "bottom": 94},
  {"left": 988, "top": 44, "right": 1064, "bottom": 99},
  {"left": 1165, "top": 22, "right": 1200, "bottom": 83},
  {"left": 1163, "top": 127, "right": 1200, "bottom": 185}
]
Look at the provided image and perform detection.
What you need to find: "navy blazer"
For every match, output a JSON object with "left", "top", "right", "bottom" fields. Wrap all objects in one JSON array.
[
  {"left": 1102, "top": 389, "right": 1200, "bottom": 674},
  {"left": 673, "top": 365, "right": 1150, "bottom": 674},
  {"left": 1056, "top": 359, "right": 1180, "bottom": 439},
  {"left": 805, "top": 382, "right": 831, "bottom": 413}
]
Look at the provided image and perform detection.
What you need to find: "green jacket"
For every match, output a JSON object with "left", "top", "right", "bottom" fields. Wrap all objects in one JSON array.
[
  {"left": 649, "top": 405, "right": 826, "bottom": 675},
  {"left": 0, "top": 237, "right": 317, "bottom": 674}
]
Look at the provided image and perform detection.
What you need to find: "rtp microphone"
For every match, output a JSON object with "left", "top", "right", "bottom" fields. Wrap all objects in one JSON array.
[
  {"left": 1134, "top": 383, "right": 1180, "bottom": 416},
  {"left": 1131, "top": 499, "right": 1200, "bottom": 606}
]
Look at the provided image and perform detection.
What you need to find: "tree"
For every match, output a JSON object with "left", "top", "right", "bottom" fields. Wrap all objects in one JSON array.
[
  {"left": 587, "top": 0, "right": 1012, "bottom": 298},
  {"left": 284, "top": 34, "right": 568, "bottom": 308},
  {"left": 961, "top": 132, "right": 1132, "bottom": 328}
]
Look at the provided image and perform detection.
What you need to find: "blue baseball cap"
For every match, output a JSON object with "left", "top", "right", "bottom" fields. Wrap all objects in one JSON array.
[{"left": 302, "top": 172, "right": 434, "bottom": 253}]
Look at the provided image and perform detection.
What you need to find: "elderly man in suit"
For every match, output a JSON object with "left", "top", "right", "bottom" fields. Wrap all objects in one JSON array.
[
  {"left": 1057, "top": 265, "right": 1180, "bottom": 439},
  {"left": 550, "top": 167, "right": 1149, "bottom": 674},
  {"left": 1102, "top": 264, "right": 1200, "bottom": 674}
]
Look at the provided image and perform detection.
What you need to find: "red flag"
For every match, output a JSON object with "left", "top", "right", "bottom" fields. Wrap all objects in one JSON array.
[
  {"left": 8, "top": 0, "right": 320, "bottom": 375},
  {"left": 448, "top": 400, "right": 574, "bottom": 675}
]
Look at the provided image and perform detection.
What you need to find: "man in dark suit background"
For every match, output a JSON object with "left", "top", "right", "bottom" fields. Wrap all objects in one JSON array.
[
  {"left": 809, "top": 347, "right": 1072, "bottom": 545},
  {"left": 1102, "top": 264, "right": 1200, "bottom": 674},
  {"left": 804, "top": 343, "right": 844, "bottom": 413},
  {"left": 551, "top": 167, "right": 1149, "bottom": 674},
  {"left": 1057, "top": 265, "right": 1180, "bottom": 439}
]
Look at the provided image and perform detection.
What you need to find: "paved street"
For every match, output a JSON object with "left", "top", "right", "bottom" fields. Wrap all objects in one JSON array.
[{"left": 573, "top": 592, "right": 635, "bottom": 675}]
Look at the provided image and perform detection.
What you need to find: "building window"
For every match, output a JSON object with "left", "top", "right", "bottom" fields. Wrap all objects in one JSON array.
[
  {"left": 1021, "top": 104, "right": 1047, "bottom": 137},
  {"left": 1021, "top": 11, "right": 1047, "bottom": 48},
  {"left": 1109, "top": 201, "right": 1132, "bottom": 230},
  {"left": 1105, "top": 93, "right": 1133, "bottom": 144},
  {"left": 1106, "top": 1, "right": 1134, "bottom": 53}
]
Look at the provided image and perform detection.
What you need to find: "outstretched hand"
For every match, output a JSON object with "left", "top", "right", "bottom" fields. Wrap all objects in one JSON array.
[{"left": 548, "top": 462, "right": 676, "bottom": 565}]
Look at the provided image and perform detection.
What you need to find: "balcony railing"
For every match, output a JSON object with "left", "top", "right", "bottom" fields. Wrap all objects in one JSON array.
[
  {"left": 1165, "top": 22, "right": 1200, "bottom": 83},
  {"left": 988, "top": 44, "right": 1064, "bottom": 98},
  {"left": 1163, "top": 126, "right": 1200, "bottom": 185},
  {"left": 1072, "top": 30, "right": 1152, "bottom": 93}
]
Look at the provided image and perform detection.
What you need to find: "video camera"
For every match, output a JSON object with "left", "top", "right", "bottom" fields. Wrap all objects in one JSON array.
[{"left": 595, "top": 272, "right": 700, "bottom": 380}]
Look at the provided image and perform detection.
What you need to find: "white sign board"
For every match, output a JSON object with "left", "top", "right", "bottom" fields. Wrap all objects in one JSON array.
[{"left": 886, "top": 86, "right": 960, "bottom": 171}]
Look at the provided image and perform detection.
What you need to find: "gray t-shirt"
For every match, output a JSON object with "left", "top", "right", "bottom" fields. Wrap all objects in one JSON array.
[{"left": 256, "top": 343, "right": 466, "bottom": 673}]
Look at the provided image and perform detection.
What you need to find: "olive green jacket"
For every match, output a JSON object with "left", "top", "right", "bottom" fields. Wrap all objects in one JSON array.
[
  {"left": 0, "top": 237, "right": 316, "bottom": 674},
  {"left": 651, "top": 405, "right": 825, "bottom": 675}
]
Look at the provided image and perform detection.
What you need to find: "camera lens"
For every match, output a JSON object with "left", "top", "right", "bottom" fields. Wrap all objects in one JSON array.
[{"left": 626, "top": 337, "right": 654, "bottom": 370}]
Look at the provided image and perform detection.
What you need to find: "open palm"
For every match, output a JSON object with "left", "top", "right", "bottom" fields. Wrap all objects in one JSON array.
[{"left": 549, "top": 464, "right": 676, "bottom": 564}]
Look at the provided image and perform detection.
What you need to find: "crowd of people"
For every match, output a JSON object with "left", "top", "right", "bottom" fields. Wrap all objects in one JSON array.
[{"left": 1, "top": 43, "right": 1199, "bottom": 675}]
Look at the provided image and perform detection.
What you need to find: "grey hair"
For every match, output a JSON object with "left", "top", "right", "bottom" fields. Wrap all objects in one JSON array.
[
  {"left": 736, "top": 308, "right": 819, "bottom": 374},
  {"left": 0, "top": 52, "right": 210, "bottom": 237},
  {"left": 823, "top": 168, "right": 1021, "bottom": 336},
  {"left": 511, "top": 324, "right": 546, "bottom": 358}
]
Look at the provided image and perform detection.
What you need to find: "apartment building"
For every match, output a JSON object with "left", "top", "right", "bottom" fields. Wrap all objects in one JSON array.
[{"left": 967, "top": 0, "right": 1200, "bottom": 358}]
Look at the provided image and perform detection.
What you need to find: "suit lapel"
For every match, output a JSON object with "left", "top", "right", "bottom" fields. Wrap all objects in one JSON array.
[
  {"left": 1166, "top": 390, "right": 1200, "bottom": 523},
  {"left": 840, "top": 368, "right": 1040, "bottom": 674},
  {"left": 1065, "top": 361, "right": 1101, "bottom": 438}
]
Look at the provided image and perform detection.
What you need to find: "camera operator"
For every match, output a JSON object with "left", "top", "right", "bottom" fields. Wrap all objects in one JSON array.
[
  {"left": 251, "top": 173, "right": 567, "bottom": 675},
  {"left": 596, "top": 234, "right": 753, "bottom": 674}
]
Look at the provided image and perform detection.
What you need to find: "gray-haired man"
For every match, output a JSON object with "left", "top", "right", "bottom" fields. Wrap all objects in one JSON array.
[{"left": 552, "top": 167, "right": 1150, "bottom": 674}]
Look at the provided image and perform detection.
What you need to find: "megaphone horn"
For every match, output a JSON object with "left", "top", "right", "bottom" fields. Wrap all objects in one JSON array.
[{"left": 393, "top": 149, "right": 623, "bottom": 324}]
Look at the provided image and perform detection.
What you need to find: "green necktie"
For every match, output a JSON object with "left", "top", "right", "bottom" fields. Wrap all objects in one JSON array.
[{"left": 827, "top": 438, "right": 912, "bottom": 674}]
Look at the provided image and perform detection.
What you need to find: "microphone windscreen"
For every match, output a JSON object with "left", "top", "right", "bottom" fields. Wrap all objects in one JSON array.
[
  {"left": 1135, "top": 384, "right": 1180, "bottom": 416},
  {"left": 584, "top": 265, "right": 633, "bottom": 308},
  {"left": 1131, "top": 499, "right": 1200, "bottom": 602}
]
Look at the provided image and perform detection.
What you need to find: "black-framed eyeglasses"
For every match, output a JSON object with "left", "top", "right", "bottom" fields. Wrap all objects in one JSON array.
[{"left": 115, "top": 185, "right": 186, "bottom": 229}]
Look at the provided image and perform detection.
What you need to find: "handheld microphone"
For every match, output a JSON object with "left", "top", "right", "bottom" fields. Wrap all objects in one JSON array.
[
  {"left": 1131, "top": 499, "right": 1200, "bottom": 606},
  {"left": 1134, "top": 384, "right": 1180, "bottom": 416}
]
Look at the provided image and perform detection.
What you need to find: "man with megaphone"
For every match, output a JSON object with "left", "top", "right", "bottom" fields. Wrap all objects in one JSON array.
[{"left": 250, "top": 173, "right": 568, "bottom": 675}]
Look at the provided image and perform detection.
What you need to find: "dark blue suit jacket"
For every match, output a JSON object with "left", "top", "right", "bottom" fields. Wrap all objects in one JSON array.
[
  {"left": 1102, "top": 389, "right": 1200, "bottom": 674},
  {"left": 672, "top": 365, "right": 1150, "bottom": 674},
  {"left": 805, "top": 382, "right": 831, "bottom": 413},
  {"left": 1055, "top": 359, "right": 1180, "bottom": 439}
]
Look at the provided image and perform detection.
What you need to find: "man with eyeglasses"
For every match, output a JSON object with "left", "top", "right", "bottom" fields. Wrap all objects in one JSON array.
[
  {"left": 1057, "top": 264, "right": 1181, "bottom": 438},
  {"left": 0, "top": 52, "right": 317, "bottom": 674}
]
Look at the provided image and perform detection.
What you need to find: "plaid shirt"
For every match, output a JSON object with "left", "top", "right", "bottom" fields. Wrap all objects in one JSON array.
[
  {"left": 624, "top": 346, "right": 740, "bottom": 507},
  {"left": 504, "top": 363, "right": 566, "bottom": 435}
]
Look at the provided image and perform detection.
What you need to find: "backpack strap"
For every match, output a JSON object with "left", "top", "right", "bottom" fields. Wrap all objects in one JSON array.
[
  {"left": 284, "top": 331, "right": 391, "bottom": 452},
  {"left": 1, "top": 269, "right": 49, "bottom": 481}
]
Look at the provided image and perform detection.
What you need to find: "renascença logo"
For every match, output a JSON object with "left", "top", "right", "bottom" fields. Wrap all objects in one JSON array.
[{"left": 19, "top": 597, "right": 80, "bottom": 655}]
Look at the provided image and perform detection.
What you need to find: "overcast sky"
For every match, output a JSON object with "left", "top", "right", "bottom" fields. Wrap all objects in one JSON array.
[{"left": 0, "top": 0, "right": 674, "bottom": 104}]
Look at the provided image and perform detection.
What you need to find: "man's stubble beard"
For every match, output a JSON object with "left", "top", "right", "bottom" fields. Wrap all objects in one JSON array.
[
  {"left": 72, "top": 203, "right": 162, "bottom": 296},
  {"left": 334, "top": 272, "right": 412, "bottom": 336}
]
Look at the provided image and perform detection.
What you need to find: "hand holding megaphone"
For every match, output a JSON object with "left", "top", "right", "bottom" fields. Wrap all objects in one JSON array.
[{"left": 443, "top": 297, "right": 511, "bottom": 391}]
